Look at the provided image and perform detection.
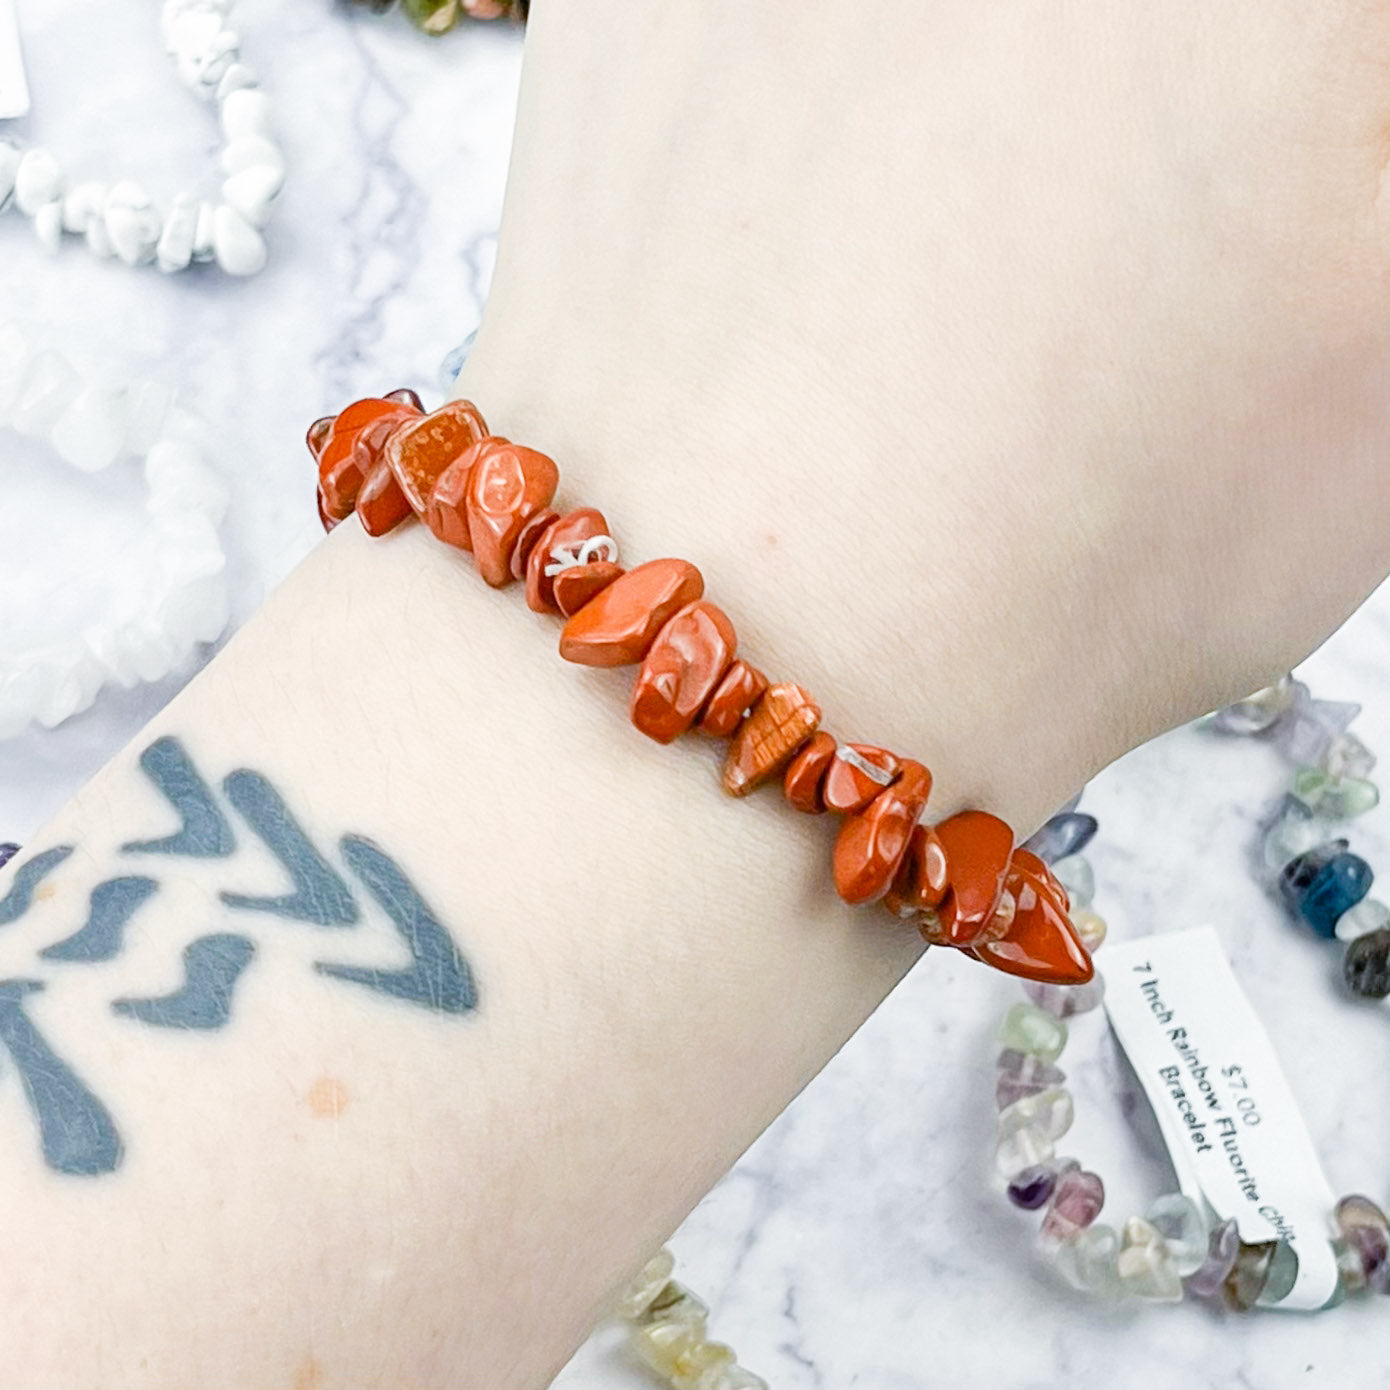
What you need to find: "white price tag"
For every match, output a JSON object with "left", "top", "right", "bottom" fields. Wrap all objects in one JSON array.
[
  {"left": 1102, "top": 927, "right": 1339, "bottom": 1310},
  {"left": 0, "top": 0, "right": 28, "bottom": 119}
]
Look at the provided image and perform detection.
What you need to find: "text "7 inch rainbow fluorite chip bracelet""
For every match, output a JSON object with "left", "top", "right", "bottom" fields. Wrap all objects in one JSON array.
[{"left": 306, "top": 393, "right": 1094, "bottom": 988}]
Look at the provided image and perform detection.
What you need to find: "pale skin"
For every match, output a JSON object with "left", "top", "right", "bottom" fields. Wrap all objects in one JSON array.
[{"left": 0, "top": 3, "right": 1387, "bottom": 1385}]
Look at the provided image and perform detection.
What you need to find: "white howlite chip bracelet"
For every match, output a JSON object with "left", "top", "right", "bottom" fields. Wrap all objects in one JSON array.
[
  {"left": 0, "top": 0, "right": 281, "bottom": 275},
  {"left": 0, "top": 322, "right": 232, "bottom": 738}
]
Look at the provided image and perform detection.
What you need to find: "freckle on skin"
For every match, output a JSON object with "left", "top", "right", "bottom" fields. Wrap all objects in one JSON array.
[
  {"left": 292, "top": 1355, "right": 322, "bottom": 1390},
  {"left": 306, "top": 1076, "right": 349, "bottom": 1118},
  {"left": 764, "top": 532, "right": 778, "bottom": 547}
]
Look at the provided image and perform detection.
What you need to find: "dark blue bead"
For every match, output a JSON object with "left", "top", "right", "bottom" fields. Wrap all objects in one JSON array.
[
  {"left": 1022, "top": 812, "right": 1098, "bottom": 865},
  {"left": 0, "top": 843, "right": 19, "bottom": 872},
  {"left": 1280, "top": 839, "right": 1372, "bottom": 938}
]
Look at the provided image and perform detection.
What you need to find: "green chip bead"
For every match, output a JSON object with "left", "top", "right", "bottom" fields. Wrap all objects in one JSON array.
[
  {"left": 1256, "top": 1240, "right": 1299, "bottom": 1305},
  {"left": 1290, "top": 767, "right": 1380, "bottom": 819},
  {"left": 997, "top": 1002, "right": 1068, "bottom": 1063},
  {"left": 402, "top": 0, "right": 460, "bottom": 32}
]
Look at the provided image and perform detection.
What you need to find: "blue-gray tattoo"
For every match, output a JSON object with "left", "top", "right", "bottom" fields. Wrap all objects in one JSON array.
[
  {"left": 0, "top": 845, "right": 75, "bottom": 925},
  {"left": 0, "top": 980, "right": 124, "bottom": 1175},
  {"left": 0, "top": 736, "right": 479, "bottom": 1177},
  {"left": 219, "top": 770, "right": 359, "bottom": 926},
  {"left": 112, "top": 934, "right": 256, "bottom": 1029},
  {"left": 122, "top": 736, "right": 236, "bottom": 857},
  {"left": 41, "top": 876, "right": 159, "bottom": 963},
  {"left": 317, "top": 835, "right": 477, "bottom": 1014}
]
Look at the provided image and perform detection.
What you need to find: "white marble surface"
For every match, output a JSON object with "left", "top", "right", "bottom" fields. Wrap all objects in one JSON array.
[{"left": 2, "top": 5, "right": 1388, "bottom": 1387}]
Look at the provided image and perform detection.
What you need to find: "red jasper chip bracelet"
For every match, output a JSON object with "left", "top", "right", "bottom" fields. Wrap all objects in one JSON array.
[{"left": 308, "top": 394, "right": 1095, "bottom": 987}]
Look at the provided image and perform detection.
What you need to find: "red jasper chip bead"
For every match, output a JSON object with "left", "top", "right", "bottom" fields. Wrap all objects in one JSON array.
[
  {"left": 509, "top": 507, "right": 560, "bottom": 582},
  {"left": 822, "top": 743, "right": 903, "bottom": 814},
  {"left": 1010, "top": 846, "right": 1070, "bottom": 914},
  {"left": 781, "top": 730, "right": 837, "bottom": 813},
  {"left": 320, "top": 403, "right": 419, "bottom": 521},
  {"left": 385, "top": 399, "right": 488, "bottom": 514},
  {"left": 554, "top": 562, "right": 625, "bottom": 618},
  {"left": 355, "top": 458, "right": 414, "bottom": 536},
  {"left": 972, "top": 865, "right": 1093, "bottom": 985},
  {"left": 526, "top": 507, "right": 613, "bottom": 614},
  {"left": 558, "top": 559, "right": 704, "bottom": 668},
  {"left": 699, "top": 660, "right": 769, "bottom": 739},
  {"left": 931, "top": 810, "right": 1015, "bottom": 947},
  {"left": 425, "top": 455, "right": 475, "bottom": 551},
  {"left": 385, "top": 387, "right": 424, "bottom": 411},
  {"left": 464, "top": 437, "right": 561, "bottom": 587},
  {"left": 306, "top": 416, "right": 334, "bottom": 462},
  {"left": 833, "top": 760, "right": 933, "bottom": 904},
  {"left": 883, "top": 823, "right": 950, "bottom": 918},
  {"left": 630, "top": 601, "right": 738, "bottom": 744}
]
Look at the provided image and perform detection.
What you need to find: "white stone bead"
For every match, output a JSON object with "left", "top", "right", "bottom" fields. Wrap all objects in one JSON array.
[
  {"left": 165, "top": 9, "right": 224, "bottom": 61},
  {"left": 220, "top": 87, "right": 273, "bottom": 141},
  {"left": 156, "top": 193, "right": 199, "bottom": 273},
  {"left": 146, "top": 440, "right": 230, "bottom": 525},
  {"left": 51, "top": 386, "right": 131, "bottom": 472},
  {"left": 0, "top": 140, "right": 22, "bottom": 210},
  {"left": 86, "top": 213, "right": 115, "bottom": 259},
  {"left": 124, "top": 379, "right": 176, "bottom": 454},
  {"left": 160, "top": 0, "right": 231, "bottom": 49},
  {"left": 14, "top": 148, "right": 63, "bottom": 216},
  {"left": 61, "top": 180, "right": 107, "bottom": 233},
  {"left": 0, "top": 667, "right": 46, "bottom": 740},
  {"left": 215, "top": 63, "right": 259, "bottom": 102},
  {"left": 220, "top": 135, "right": 285, "bottom": 178},
  {"left": 222, "top": 166, "right": 281, "bottom": 228},
  {"left": 32, "top": 201, "right": 62, "bottom": 254},
  {"left": 11, "top": 350, "right": 80, "bottom": 436},
  {"left": 0, "top": 322, "right": 29, "bottom": 422},
  {"left": 191, "top": 201, "right": 217, "bottom": 262},
  {"left": 212, "top": 203, "right": 267, "bottom": 276},
  {"left": 176, "top": 28, "right": 239, "bottom": 95},
  {"left": 34, "top": 654, "right": 105, "bottom": 730},
  {"left": 105, "top": 182, "right": 161, "bottom": 266}
]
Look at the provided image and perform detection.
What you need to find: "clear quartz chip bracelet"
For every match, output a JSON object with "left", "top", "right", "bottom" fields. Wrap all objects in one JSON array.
[{"left": 0, "top": 323, "right": 231, "bottom": 736}]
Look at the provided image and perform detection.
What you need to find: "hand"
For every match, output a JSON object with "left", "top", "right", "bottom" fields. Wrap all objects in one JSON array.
[{"left": 462, "top": 0, "right": 1390, "bottom": 830}]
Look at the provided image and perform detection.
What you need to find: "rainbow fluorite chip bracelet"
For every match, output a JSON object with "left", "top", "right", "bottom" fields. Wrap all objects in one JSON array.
[{"left": 990, "top": 678, "right": 1389, "bottom": 1312}]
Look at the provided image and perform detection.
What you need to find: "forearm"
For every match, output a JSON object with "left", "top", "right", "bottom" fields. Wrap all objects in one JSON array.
[{"left": 0, "top": 499, "right": 983, "bottom": 1387}]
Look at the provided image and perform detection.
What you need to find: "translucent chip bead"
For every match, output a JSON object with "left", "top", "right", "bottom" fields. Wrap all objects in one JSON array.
[
  {"left": 1040, "top": 1168, "right": 1105, "bottom": 1244},
  {"left": 1022, "top": 814, "right": 1098, "bottom": 865},
  {"left": 1323, "top": 731, "right": 1376, "bottom": 782},
  {"left": 1049, "top": 853, "right": 1095, "bottom": 909},
  {"left": 646, "top": 1281, "right": 711, "bottom": 1328},
  {"left": 997, "top": 1002, "right": 1067, "bottom": 1063},
  {"left": 615, "top": 1247, "right": 676, "bottom": 1319},
  {"left": 1051, "top": 1222, "right": 1122, "bottom": 1297},
  {"left": 1184, "top": 1216, "right": 1240, "bottom": 1298},
  {"left": 687, "top": 1368, "right": 769, "bottom": 1390},
  {"left": 1334, "top": 897, "right": 1390, "bottom": 944},
  {"left": 996, "top": 1048, "right": 1066, "bottom": 1110},
  {"left": 1211, "top": 675, "right": 1299, "bottom": 734},
  {"left": 1115, "top": 1217, "right": 1183, "bottom": 1302},
  {"left": 1146, "top": 1193, "right": 1209, "bottom": 1276},
  {"left": 1262, "top": 797, "right": 1331, "bottom": 872},
  {"left": 1255, "top": 1240, "right": 1299, "bottom": 1305},
  {"left": 1290, "top": 767, "right": 1379, "bottom": 820},
  {"left": 633, "top": 1321, "right": 707, "bottom": 1381},
  {"left": 1071, "top": 908, "right": 1107, "bottom": 953},
  {"left": 999, "top": 1087, "right": 1074, "bottom": 1145},
  {"left": 670, "top": 1341, "right": 737, "bottom": 1390},
  {"left": 1224, "top": 1239, "right": 1277, "bottom": 1310},
  {"left": 1333, "top": 1194, "right": 1390, "bottom": 1293},
  {"left": 1025, "top": 975, "right": 1106, "bottom": 1018}
]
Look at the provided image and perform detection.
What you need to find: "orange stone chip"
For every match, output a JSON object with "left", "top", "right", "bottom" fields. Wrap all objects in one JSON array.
[
  {"left": 554, "top": 561, "right": 625, "bottom": 618},
  {"left": 385, "top": 399, "right": 488, "bottom": 514},
  {"left": 509, "top": 507, "right": 560, "bottom": 582},
  {"left": 832, "top": 760, "right": 932, "bottom": 904},
  {"left": 558, "top": 558, "right": 704, "bottom": 667},
  {"left": 464, "top": 437, "right": 561, "bottom": 586},
  {"left": 822, "top": 743, "right": 902, "bottom": 814},
  {"left": 970, "top": 866, "right": 1093, "bottom": 985},
  {"left": 526, "top": 507, "right": 613, "bottom": 614},
  {"left": 883, "top": 823, "right": 950, "bottom": 917},
  {"left": 1010, "top": 847, "right": 1070, "bottom": 915},
  {"left": 721, "top": 683, "right": 822, "bottom": 797},
  {"left": 933, "top": 810, "right": 1014, "bottom": 947},
  {"left": 355, "top": 458, "right": 413, "bottom": 537},
  {"left": 698, "top": 660, "right": 769, "bottom": 738},
  {"left": 306, "top": 415, "right": 334, "bottom": 461},
  {"left": 630, "top": 601, "right": 738, "bottom": 744},
  {"left": 424, "top": 455, "right": 474, "bottom": 550},
  {"left": 781, "top": 730, "right": 837, "bottom": 813}
]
